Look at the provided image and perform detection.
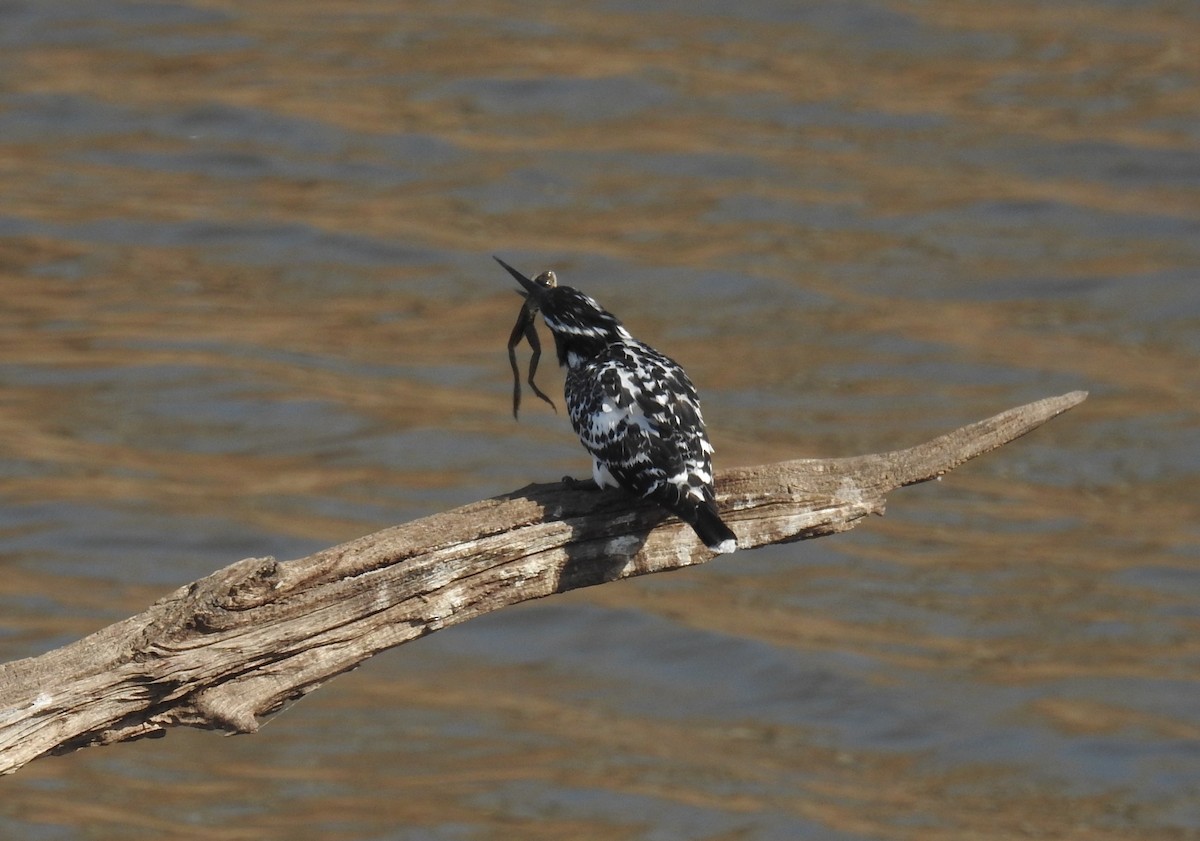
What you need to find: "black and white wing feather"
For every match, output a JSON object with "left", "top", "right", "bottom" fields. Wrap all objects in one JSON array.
[{"left": 566, "top": 340, "right": 737, "bottom": 553}]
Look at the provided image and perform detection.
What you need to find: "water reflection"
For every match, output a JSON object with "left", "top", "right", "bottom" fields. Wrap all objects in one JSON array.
[{"left": 2, "top": 0, "right": 1197, "bottom": 838}]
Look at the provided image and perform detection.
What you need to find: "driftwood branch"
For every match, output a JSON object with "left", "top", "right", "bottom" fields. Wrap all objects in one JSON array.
[{"left": 0, "top": 391, "right": 1087, "bottom": 775}]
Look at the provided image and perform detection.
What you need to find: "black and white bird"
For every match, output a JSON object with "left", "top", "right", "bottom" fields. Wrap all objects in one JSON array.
[{"left": 498, "top": 256, "right": 738, "bottom": 554}]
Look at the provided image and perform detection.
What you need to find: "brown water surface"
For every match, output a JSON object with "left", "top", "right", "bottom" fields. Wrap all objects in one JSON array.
[{"left": 2, "top": 1, "right": 1198, "bottom": 839}]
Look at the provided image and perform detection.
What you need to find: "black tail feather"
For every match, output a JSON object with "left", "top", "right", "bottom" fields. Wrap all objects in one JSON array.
[{"left": 686, "top": 500, "right": 738, "bottom": 554}]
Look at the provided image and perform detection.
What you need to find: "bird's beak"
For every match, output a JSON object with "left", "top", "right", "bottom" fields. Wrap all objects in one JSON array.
[{"left": 494, "top": 256, "right": 545, "bottom": 299}]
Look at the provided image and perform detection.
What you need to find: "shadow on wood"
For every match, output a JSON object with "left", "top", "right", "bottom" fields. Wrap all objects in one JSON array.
[{"left": 0, "top": 390, "right": 1087, "bottom": 775}]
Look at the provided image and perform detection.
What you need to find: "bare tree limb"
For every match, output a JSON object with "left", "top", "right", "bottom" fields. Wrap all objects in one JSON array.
[{"left": 0, "top": 391, "right": 1087, "bottom": 775}]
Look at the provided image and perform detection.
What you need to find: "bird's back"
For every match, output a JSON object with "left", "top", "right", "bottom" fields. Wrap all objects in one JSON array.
[{"left": 566, "top": 338, "right": 716, "bottom": 510}]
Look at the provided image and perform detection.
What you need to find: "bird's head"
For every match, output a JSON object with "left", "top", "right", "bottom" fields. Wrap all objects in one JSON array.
[
  {"left": 493, "top": 256, "right": 629, "bottom": 351},
  {"left": 497, "top": 255, "right": 632, "bottom": 419}
]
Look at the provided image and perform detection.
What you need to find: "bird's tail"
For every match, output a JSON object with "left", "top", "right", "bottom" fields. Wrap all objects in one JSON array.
[{"left": 685, "top": 499, "right": 738, "bottom": 554}]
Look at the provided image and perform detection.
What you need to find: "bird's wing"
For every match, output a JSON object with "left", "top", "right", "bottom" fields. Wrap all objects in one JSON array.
[{"left": 570, "top": 343, "right": 713, "bottom": 503}]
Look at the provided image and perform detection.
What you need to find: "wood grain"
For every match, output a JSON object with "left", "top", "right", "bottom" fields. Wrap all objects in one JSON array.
[{"left": 0, "top": 391, "right": 1087, "bottom": 775}]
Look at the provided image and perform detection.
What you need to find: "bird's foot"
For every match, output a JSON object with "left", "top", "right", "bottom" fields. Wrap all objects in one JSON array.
[{"left": 561, "top": 475, "right": 601, "bottom": 491}]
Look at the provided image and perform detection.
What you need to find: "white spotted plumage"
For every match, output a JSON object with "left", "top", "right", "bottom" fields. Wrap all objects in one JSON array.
[
  {"left": 567, "top": 341, "right": 713, "bottom": 511},
  {"left": 499, "top": 258, "right": 737, "bottom": 554}
]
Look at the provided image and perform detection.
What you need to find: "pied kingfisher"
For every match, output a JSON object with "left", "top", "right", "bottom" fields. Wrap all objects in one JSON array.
[{"left": 498, "top": 256, "right": 737, "bottom": 554}]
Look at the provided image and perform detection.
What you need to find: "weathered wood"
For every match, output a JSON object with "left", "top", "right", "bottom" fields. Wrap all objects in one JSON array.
[{"left": 0, "top": 391, "right": 1087, "bottom": 775}]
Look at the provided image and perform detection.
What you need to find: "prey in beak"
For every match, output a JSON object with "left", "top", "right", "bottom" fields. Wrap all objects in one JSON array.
[{"left": 496, "top": 256, "right": 558, "bottom": 419}]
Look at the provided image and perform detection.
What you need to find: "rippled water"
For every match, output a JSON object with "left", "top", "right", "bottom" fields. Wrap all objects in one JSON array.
[{"left": 2, "top": 1, "right": 1198, "bottom": 839}]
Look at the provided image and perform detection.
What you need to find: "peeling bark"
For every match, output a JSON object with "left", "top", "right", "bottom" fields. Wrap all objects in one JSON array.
[{"left": 0, "top": 391, "right": 1087, "bottom": 775}]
